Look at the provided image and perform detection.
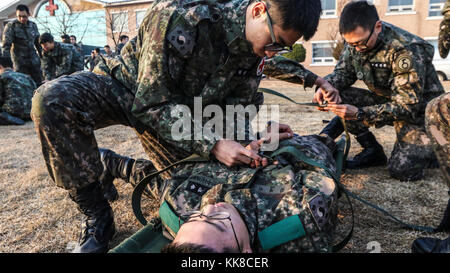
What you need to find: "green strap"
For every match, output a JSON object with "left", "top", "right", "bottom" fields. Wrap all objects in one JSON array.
[
  {"left": 258, "top": 215, "right": 306, "bottom": 251},
  {"left": 258, "top": 88, "right": 327, "bottom": 108},
  {"left": 132, "top": 154, "right": 208, "bottom": 226}
]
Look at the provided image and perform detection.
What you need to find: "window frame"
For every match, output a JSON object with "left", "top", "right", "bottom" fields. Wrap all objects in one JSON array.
[
  {"left": 111, "top": 11, "right": 129, "bottom": 33},
  {"left": 135, "top": 9, "right": 147, "bottom": 30},
  {"left": 311, "top": 40, "right": 337, "bottom": 66},
  {"left": 320, "top": 0, "right": 338, "bottom": 18},
  {"left": 386, "top": 0, "right": 415, "bottom": 14},
  {"left": 427, "top": 0, "right": 445, "bottom": 18}
]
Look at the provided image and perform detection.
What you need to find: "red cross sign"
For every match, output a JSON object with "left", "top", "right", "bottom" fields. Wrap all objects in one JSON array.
[{"left": 45, "top": 0, "right": 59, "bottom": 16}]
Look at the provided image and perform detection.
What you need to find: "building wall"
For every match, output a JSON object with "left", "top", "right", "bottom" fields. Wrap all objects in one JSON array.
[
  {"left": 104, "top": 1, "right": 153, "bottom": 51},
  {"left": 303, "top": 0, "right": 446, "bottom": 77}
]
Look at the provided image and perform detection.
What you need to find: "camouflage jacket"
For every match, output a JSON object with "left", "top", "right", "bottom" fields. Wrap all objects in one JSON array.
[
  {"left": 0, "top": 68, "right": 36, "bottom": 119},
  {"left": 1, "top": 19, "right": 41, "bottom": 64},
  {"left": 439, "top": 0, "right": 450, "bottom": 58},
  {"left": 93, "top": 0, "right": 318, "bottom": 159},
  {"left": 325, "top": 22, "right": 444, "bottom": 127},
  {"left": 41, "top": 42, "right": 84, "bottom": 81},
  {"left": 160, "top": 134, "right": 338, "bottom": 252}
]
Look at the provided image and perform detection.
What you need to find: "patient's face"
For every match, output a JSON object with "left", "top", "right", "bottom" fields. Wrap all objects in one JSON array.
[{"left": 173, "top": 202, "right": 252, "bottom": 253}]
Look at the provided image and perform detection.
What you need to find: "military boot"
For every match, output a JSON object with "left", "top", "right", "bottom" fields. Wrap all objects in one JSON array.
[
  {"left": 98, "top": 148, "right": 135, "bottom": 202},
  {"left": 0, "top": 112, "right": 25, "bottom": 125},
  {"left": 69, "top": 182, "right": 115, "bottom": 253},
  {"left": 346, "top": 131, "right": 387, "bottom": 169},
  {"left": 411, "top": 236, "right": 450, "bottom": 253}
]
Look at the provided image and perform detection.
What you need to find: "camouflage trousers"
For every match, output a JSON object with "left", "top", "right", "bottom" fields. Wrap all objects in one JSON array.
[
  {"left": 14, "top": 58, "right": 42, "bottom": 86},
  {"left": 30, "top": 71, "right": 185, "bottom": 190},
  {"left": 340, "top": 87, "right": 436, "bottom": 181},
  {"left": 425, "top": 92, "right": 450, "bottom": 189}
]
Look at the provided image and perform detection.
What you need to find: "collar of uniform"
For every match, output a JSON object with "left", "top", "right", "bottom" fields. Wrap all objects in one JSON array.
[{"left": 218, "top": 0, "right": 253, "bottom": 54}]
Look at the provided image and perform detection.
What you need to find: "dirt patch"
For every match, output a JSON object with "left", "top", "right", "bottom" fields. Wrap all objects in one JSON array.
[{"left": 0, "top": 79, "right": 448, "bottom": 253}]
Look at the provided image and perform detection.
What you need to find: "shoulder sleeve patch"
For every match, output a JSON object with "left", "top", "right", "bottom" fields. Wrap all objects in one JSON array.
[
  {"left": 167, "top": 24, "right": 196, "bottom": 56},
  {"left": 394, "top": 54, "right": 413, "bottom": 72}
]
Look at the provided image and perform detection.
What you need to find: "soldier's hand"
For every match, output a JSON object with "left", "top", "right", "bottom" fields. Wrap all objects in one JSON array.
[
  {"left": 246, "top": 138, "right": 270, "bottom": 168},
  {"left": 313, "top": 77, "right": 342, "bottom": 110},
  {"left": 265, "top": 121, "right": 293, "bottom": 141},
  {"left": 211, "top": 139, "right": 262, "bottom": 168},
  {"left": 323, "top": 103, "right": 358, "bottom": 120}
]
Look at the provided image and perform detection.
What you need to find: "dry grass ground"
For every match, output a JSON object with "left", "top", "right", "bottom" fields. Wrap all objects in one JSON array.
[{"left": 0, "top": 79, "right": 449, "bottom": 253}]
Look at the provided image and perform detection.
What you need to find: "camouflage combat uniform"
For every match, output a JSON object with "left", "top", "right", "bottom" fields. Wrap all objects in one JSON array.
[
  {"left": 141, "top": 134, "right": 338, "bottom": 252},
  {"left": 31, "top": 0, "right": 318, "bottom": 190},
  {"left": 1, "top": 19, "right": 42, "bottom": 85},
  {"left": 325, "top": 22, "right": 444, "bottom": 180},
  {"left": 439, "top": 0, "right": 450, "bottom": 59},
  {"left": 425, "top": 93, "right": 450, "bottom": 188},
  {"left": 0, "top": 68, "right": 36, "bottom": 120},
  {"left": 41, "top": 41, "right": 84, "bottom": 81}
]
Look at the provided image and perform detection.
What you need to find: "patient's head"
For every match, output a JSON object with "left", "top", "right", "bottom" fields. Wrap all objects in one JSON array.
[{"left": 161, "top": 202, "right": 252, "bottom": 253}]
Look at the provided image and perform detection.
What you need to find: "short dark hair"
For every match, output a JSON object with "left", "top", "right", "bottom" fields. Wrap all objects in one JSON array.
[
  {"left": 0, "top": 57, "right": 13, "bottom": 68},
  {"left": 104, "top": 45, "right": 110, "bottom": 48},
  {"left": 119, "top": 35, "right": 129, "bottom": 42},
  {"left": 339, "top": 1, "right": 380, "bottom": 34},
  {"left": 39, "top": 33, "right": 54, "bottom": 44},
  {"left": 16, "top": 4, "right": 30, "bottom": 15},
  {"left": 265, "top": 0, "right": 322, "bottom": 41},
  {"left": 94, "top": 48, "right": 100, "bottom": 53},
  {"left": 70, "top": 35, "right": 76, "bottom": 40},
  {"left": 161, "top": 242, "right": 236, "bottom": 253},
  {"left": 61, "top": 34, "right": 70, "bottom": 43}
]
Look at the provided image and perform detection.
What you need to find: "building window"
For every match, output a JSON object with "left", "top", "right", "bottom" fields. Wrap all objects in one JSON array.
[
  {"left": 321, "top": 0, "right": 336, "bottom": 17},
  {"left": 429, "top": 0, "right": 445, "bottom": 17},
  {"left": 112, "top": 12, "right": 129, "bottom": 33},
  {"left": 387, "top": 0, "right": 414, "bottom": 13},
  {"left": 136, "top": 10, "right": 146, "bottom": 29},
  {"left": 312, "top": 42, "right": 335, "bottom": 65}
]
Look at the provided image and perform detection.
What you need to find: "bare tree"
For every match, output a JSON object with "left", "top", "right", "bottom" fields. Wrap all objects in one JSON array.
[
  {"left": 326, "top": 0, "right": 348, "bottom": 60},
  {"left": 105, "top": 9, "right": 129, "bottom": 50}
]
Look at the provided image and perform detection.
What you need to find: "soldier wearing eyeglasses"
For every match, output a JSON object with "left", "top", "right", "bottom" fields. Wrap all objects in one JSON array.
[
  {"left": 315, "top": 1, "right": 444, "bottom": 182},
  {"left": 31, "top": 0, "right": 334, "bottom": 253}
]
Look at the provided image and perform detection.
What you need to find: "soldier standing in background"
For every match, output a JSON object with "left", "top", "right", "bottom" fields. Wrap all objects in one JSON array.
[
  {"left": 411, "top": 0, "right": 450, "bottom": 253},
  {"left": 0, "top": 56, "right": 36, "bottom": 125},
  {"left": 39, "top": 33, "right": 84, "bottom": 82},
  {"left": 316, "top": 1, "right": 444, "bottom": 181},
  {"left": 61, "top": 34, "right": 71, "bottom": 44},
  {"left": 70, "top": 35, "right": 83, "bottom": 55},
  {"left": 1, "top": 5, "right": 42, "bottom": 86},
  {"left": 115, "top": 35, "right": 129, "bottom": 55}
]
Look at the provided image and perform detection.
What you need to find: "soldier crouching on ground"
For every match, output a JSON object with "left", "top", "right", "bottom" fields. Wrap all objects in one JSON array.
[
  {"left": 315, "top": 1, "right": 444, "bottom": 181},
  {"left": 39, "top": 33, "right": 84, "bottom": 82},
  {"left": 31, "top": 0, "right": 338, "bottom": 253},
  {"left": 0, "top": 57, "right": 36, "bottom": 125},
  {"left": 1, "top": 4, "right": 42, "bottom": 86}
]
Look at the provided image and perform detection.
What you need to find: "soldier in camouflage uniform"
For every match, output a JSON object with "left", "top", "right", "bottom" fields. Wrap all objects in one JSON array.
[
  {"left": 1, "top": 5, "right": 42, "bottom": 86},
  {"left": 31, "top": 0, "right": 334, "bottom": 253},
  {"left": 411, "top": 1, "right": 450, "bottom": 253},
  {"left": 70, "top": 35, "right": 83, "bottom": 56},
  {"left": 39, "top": 33, "right": 84, "bottom": 82},
  {"left": 315, "top": 1, "right": 444, "bottom": 181},
  {"left": 0, "top": 56, "right": 36, "bottom": 125}
]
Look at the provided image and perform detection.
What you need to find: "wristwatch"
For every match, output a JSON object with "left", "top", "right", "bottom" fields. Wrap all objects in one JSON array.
[{"left": 355, "top": 108, "right": 365, "bottom": 121}]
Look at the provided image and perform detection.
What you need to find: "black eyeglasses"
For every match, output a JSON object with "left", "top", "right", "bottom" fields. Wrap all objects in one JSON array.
[
  {"left": 346, "top": 23, "right": 376, "bottom": 50},
  {"left": 259, "top": 1, "right": 293, "bottom": 53},
  {"left": 179, "top": 210, "right": 242, "bottom": 253}
]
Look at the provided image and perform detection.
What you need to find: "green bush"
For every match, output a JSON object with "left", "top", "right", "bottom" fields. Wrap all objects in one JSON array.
[{"left": 281, "top": 43, "right": 306, "bottom": 63}]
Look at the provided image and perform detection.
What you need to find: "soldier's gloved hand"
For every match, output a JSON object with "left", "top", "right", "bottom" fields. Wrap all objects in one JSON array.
[
  {"left": 313, "top": 77, "right": 342, "bottom": 111},
  {"left": 438, "top": 19, "right": 450, "bottom": 59},
  {"left": 211, "top": 139, "right": 262, "bottom": 168}
]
